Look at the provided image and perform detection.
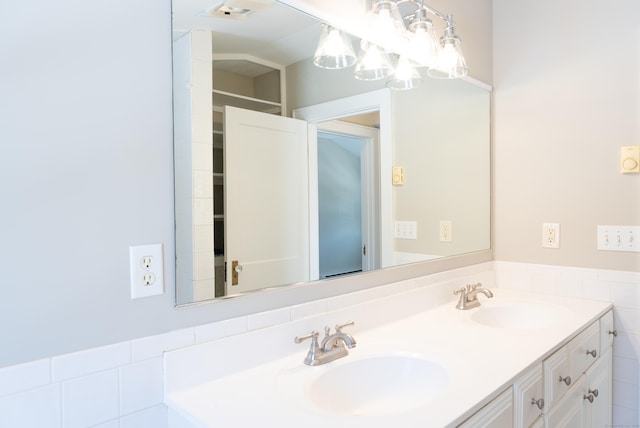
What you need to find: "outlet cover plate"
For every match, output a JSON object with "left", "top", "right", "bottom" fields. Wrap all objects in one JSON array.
[
  {"left": 542, "top": 223, "right": 560, "bottom": 248},
  {"left": 130, "top": 244, "right": 164, "bottom": 299}
]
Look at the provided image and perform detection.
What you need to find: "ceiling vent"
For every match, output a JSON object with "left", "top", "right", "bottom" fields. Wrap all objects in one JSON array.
[{"left": 199, "top": 0, "right": 273, "bottom": 19}]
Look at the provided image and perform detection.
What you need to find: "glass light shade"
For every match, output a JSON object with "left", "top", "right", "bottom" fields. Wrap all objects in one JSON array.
[
  {"left": 386, "top": 55, "right": 422, "bottom": 90},
  {"left": 369, "top": 0, "right": 408, "bottom": 53},
  {"left": 313, "top": 24, "right": 357, "bottom": 69},
  {"left": 354, "top": 42, "right": 394, "bottom": 81},
  {"left": 408, "top": 19, "right": 440, "bottom": 69},
  {"left": 427, "top": 25, "right": 468, "bottom": 79}
]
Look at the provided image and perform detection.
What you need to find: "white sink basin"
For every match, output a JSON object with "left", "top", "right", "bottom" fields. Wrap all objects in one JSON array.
[
  {"left": 471, "top": 301, "right": 565, "bottom": 329},
  {"left": 278, "top": 353, "right": 449, "bottom": 416}
]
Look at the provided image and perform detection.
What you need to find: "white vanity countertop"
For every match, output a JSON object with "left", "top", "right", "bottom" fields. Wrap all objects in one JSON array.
[{"left": 165, "top": 288, "right": 612, "bottom": 428}]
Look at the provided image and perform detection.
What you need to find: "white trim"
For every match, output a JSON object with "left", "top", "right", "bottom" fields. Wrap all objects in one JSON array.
[{"left": 294, "top": 89, "right": 393, "bottom": 268}]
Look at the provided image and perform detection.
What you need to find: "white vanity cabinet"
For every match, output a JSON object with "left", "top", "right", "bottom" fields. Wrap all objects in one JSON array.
[
  {"left": 541, "top": 310, "right": 614, "bottom": 428},
  {"left": 458, "top": 387, "right": 514, "bottom": 428}
]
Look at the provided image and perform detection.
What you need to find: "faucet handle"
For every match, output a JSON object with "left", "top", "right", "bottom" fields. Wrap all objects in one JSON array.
[
  {"left": 295, "top": 331, "right": 321, "bottom": 366},
  {"left": 294, "top": 330, "right": 319, "bottom": 345},
  {"left": 454, "top": 287, "right": 466, "bottom": 296},
  {"left": 335, "top": 320, "right": 355, "bottom": 333},
  {"left": 468, "top": 282, "right": 482, "bottom": 291}
]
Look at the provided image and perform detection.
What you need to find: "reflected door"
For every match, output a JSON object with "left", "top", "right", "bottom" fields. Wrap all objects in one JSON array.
[{"left": 224, "top": 106, "right": 310, "bottom": 294}]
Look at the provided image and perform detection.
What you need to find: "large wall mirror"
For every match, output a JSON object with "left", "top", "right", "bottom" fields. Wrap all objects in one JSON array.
[{"left": 172, "top": 0, "right": 490, "bottom": 306}]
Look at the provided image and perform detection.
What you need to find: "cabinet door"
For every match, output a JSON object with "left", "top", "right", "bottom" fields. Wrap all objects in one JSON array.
[
  {"left": 545, "top": 376, "right": 585, "bottom": 428},
  {"left": 458, "top": 388, "right": 513, "bottom": 428},
  {"left": 599, "top": 310, "right": 615, "bottom": 353},
  {"left": 585, "top": 348, "right": 612, "bottom": 428},
  {"left": 544, "top": 346, "right": 572, "bottom": 409},
  {"left": 514, "top": 364, "right": 544, "bottom": 428},
  {"left": 569, "top": 321, "right": 600, "bottom": 379}
]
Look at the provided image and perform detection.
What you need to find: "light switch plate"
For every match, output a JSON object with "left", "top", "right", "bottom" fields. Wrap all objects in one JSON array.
[
  {"left": 597, "top": 225, "right": 640, "bottom": 252},
  {"left": 392, "top": 166, "right": 404, "bottom": 186},
  {"left": 394, "top": 220, "right": 417, "bottom": 239},
  {"left": 130, "top": 244, "right": 164, "bottom": 299},
  {"left": 621, "top": 145, "right": 640, "bottom": 173}
]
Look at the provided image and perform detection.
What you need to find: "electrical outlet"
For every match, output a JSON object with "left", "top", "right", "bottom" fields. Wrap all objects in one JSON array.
[
  {"left": 439, "top": 220, "right": 452, "bottom": 242},
  {"left": 130, "top": 244, "right": 164, "bottom": 299},
  {"left": 542, "top": 223, "right": 560, "bottom": 248}
]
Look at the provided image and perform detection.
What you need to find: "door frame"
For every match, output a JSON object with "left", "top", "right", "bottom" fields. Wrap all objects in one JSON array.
[
  {"left": 293, "top": 89, "right": 393, "bottom": 279},
  {"left": 316, "top": 121, "right": 378, "bottom": 275}
]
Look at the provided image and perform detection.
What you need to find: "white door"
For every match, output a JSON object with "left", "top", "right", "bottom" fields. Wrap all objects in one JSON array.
[{"left": 224, "top": 106, "right": 309, "bottom": 294}]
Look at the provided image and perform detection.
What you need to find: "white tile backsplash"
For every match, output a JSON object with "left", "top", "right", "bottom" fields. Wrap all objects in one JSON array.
[
  {"left": 131, "top": 328, "right": 195, "bottom": 362},
  {"left": 0, "top": 358, "right": 50, "bottom": 397},
  {"left": 247, "top": 306, "right": 291, "bottom": 330},
  {"left": 119, "top": 358, "right": 164, "bottom": 416},
  {"left": 52, "top": 342, "right": 130, "bottom": 382},
  {"left": 61, "top": 370, "right": 119, "bottom": 428},
  {"left": 0, "top": 261, "right": 637, "bottom": 427},
  {"left": 0, "top": 384, "right": 61, "bottom": 428},
  {"left": 290, "top": 299, "right": 329, "bottom": 320},
  {"left": 195, "top": 316, "right": 248, "bottom": 343},
  {"left": 120, "top": 405, "right": 168, "bottom": 428}
]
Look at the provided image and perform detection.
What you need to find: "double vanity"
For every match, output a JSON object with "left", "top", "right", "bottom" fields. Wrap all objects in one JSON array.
[{"left": 164, "top": 275, "right": 613, "bottom": 427}]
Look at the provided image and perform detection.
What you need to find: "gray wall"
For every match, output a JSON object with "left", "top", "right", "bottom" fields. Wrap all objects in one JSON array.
[
  {"left": 0, "top": 0, "right": 175, "bottom": 367},
  {"left": 493, "top": 0, "right": 640, "bottom": 271}
]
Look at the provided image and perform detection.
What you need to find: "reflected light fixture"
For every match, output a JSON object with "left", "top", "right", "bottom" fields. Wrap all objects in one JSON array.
[
  {"left": 313, "top": 24, "right": 357, "bottom": 69},
  {"left": 369, "top": 0, "right": 409, "bottom": 52},
  {"left": 354, "top": 41, "right": 394, "bottom": 81},
  {"left": 386, "top": 55, "right": 422, "bottom": 90},
  {"left": 312, "top": 0, "right": 469, "bottom": 89}
]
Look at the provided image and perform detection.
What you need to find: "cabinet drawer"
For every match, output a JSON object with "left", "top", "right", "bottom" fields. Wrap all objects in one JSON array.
[
  {"left": 568, "top": 321, "right": 600, "bottom": 378},
  {"left": 514, "top": 364, "right": 544, "bottom": 427},
  {"left": 599, "top": 310, "right": 615, "bottom": 352},
  {"left": 545, "top": 376, "right": 586, "bottom": 428},
  {"left": 543, "top": 346, "right": 572, "bottom": 409}
]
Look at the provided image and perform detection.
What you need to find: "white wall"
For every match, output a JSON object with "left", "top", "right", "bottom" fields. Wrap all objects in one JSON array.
[{"left": 493, "top": 0, "right": 640, "bottom": 271}]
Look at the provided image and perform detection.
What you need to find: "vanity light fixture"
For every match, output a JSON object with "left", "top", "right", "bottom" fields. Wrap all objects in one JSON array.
[
  {"left": 312, "top": 0, "right": 469, "bottom": 89},
  {"left": 427, "top": 16, "right": 468, "bottom": 79},
  {"left": 313, "top": 24, "right": 357, "bottom": 69}
]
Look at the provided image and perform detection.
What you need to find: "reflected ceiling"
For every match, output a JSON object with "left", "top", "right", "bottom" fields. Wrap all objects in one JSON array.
[{"left": 172, "top": 0, "right": 322, "bottom": 65}]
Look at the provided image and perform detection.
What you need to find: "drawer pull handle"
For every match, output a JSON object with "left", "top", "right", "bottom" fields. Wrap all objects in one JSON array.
[
  {"left": 586, "top": 349, "right": 597, "bottom": 358},
  {"left": 584, "top": 393, "right": 595, "bottom": 403},
  {"left": 609, "top": 329, "right": 618, "bottom": 337},
  {"left": 531, "top": 398, "right": 545, "bottom": 410},
  {"left": 588, "top": 388, "right": 599, "bottom": 397},
  {"left": 558, "top": 375, "right": 572, "bottom": 386}
]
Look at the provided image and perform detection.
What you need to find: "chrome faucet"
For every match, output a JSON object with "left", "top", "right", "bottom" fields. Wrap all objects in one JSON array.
[
  {"left": 454, "top": 283, "right": 494, "bottom": 310},
  {"left": 295, "top": 321, "right": 356, "bottom": 366}
]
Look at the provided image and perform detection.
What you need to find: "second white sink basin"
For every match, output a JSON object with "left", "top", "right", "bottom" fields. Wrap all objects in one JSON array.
[
  {"left": 471, "top": 301, "right": 566, "bottom": 329},
  {"left": 278, "top": 353, "right": 449, "bottom": 416}
]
